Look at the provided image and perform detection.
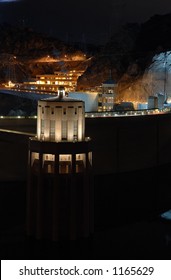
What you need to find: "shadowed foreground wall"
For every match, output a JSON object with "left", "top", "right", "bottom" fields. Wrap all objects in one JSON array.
[{"left": 85, "top": 113, "right": 171, "bottom": 174}]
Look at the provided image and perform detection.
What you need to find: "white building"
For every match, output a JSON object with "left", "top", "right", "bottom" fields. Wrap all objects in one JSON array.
[
  {"left": 137, "top": 103, "right": 148, "bottom": 110},
  {"left": 22, "top": 70, "right": 85, "bottom": 92},
  {"left": 37, "top": 88, "right": 85, "bottom": 142},
  {"left": 68, "top": 91, "right": 98, "bottom": 112},
  {"left": 148, "top": 96, "right": 158, "bottom": 109},
  {"left": 148, "top": 94, "right": 165, "bottom": 110},
  {"left": 158, "top": 93, "right": 165, "bottom": 109},
  {"left": 27, "top": 86, "right": 93, "bottom": 241},
  {"left": 98, "top": 78, "right": 117, "bottom": 111}
]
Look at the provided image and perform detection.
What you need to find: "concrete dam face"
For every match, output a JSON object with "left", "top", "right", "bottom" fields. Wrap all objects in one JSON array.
[{"left": 0, "top": 113, "right": 171, "bottom": 180}]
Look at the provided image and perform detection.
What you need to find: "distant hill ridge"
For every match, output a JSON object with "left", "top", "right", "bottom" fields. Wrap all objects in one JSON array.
[{"left": 1, "top": 14, "right": 171, "bottom": 98}]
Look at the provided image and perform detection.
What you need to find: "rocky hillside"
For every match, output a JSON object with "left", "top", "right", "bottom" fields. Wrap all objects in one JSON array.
[
  {"left": 77, "top": 22, "right": 140, "bottom": 90},
  {"left": 0, "top": 23, "right": 76, "bottom": 57},
  {"left": 1, "top": 14, "right": 171, "bottom": 104},
  {"left": 0, "top": 24, "right": 94, "bottom": 84},
  {"left": 78, "top": 13, "right": 171, "bottom": 103}
]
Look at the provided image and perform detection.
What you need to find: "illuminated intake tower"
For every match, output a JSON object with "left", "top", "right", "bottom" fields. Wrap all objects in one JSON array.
[{"left": 27, "top": 87, "right": 93, "bottom": 241}]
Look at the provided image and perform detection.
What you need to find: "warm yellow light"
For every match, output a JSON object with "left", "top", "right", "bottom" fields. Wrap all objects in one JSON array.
[{"left": 59, "top": 154, "right": 71, "bottom": 161}]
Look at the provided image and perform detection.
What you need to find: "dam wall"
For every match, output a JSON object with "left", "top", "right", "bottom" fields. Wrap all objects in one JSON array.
[{"left": 0, "top": 113, "right": 171, "bottom": 180}]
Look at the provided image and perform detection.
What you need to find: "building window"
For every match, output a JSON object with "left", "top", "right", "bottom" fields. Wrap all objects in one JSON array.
[
  {"left": 103, "top": 97, "right": 107, "bottom": 103},
  {"left": 73, "top": 120, "right": 78, "bottom": 140},
  {"left": 43, "top": 154, "right": 54, "bottom": 161},
  {"left": 88, "top": 152, "right": 92, "bottom": 166},
  {"left": 43, "top": 154, "right": 55, "bottom": 173},
  {"left": 42, "top": 107, "right": 44, "bottom": 114},
  {"left": 62, "top": 120, "right": 67, "bottom": 140},
  {"left": 106, "top": 97, "right": 114, "bottom": 103},
  {"left": 59, "top": 154, "right": 71, "bottom": 161},
  {"left": 59, "top": 154, "right": 72, "bottom": 174},
  {"left": 31, "top": 152, "right": 39, "bottom": 166},
  {"left": 50, "top": 120, "right": 55, "bottom": 141},
  {"left": 41, "top": 120, "right": 44, "bottom": 134},
  {"left": 76, "top": 153, "right": 85, "bottom": 173},
  {"left": 63, "top": 108, "right": 66, "bottom": 115},
  {"left": 51, "top": 108, "right": 54, "bottom": 114}
]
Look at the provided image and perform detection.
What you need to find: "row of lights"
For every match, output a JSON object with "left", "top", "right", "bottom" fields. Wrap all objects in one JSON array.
[
  {"left": 85, "top": 108, "right": 171, "bottom": 118},
  {"left": 0, "top": 116, "right": 37, "bottom": 119},
  {"left": 0, "top": 109, "right": 169, "bottom": 120}
]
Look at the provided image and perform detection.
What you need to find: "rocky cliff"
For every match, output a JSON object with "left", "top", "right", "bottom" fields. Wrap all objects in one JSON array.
[
  {"left": 80, "top": 13, "right": 171, "bottom": 104},
  {"left": 1, "top": 13, "right": 171, "bottom": 104},
  {"left": 0, "top": 24, "right": 94, "bottom": 84}
]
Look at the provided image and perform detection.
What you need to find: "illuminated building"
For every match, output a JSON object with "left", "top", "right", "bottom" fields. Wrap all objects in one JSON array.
[
  {"left": 68, "top": 91, "right": 98, "bottom": 112},
  {"left": 23, "top": 70, "right": 85, "bottom": 93},
  {"left": 148, "top": 96, "right": 158, "bottom": 109},
  {"left": 27, "top": 86, "right": 93, "bottom": 241},
  {"left": 98, "top": 78, "right": 117, "bottom": 111}
]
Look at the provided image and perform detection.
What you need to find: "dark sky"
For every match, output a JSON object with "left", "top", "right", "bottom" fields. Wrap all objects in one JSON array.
[{"left": 0, "top": 0, "right": 171, "bottom": 44}]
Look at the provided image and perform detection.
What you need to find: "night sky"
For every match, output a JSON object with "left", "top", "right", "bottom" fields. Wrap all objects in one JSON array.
[{"left": 0, "top": 0, "right": 171, "bottom": 44}]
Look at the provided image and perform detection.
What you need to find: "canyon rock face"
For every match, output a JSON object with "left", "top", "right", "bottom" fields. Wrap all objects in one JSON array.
[
  {"left": 0, "top": 24, "right": 93, "bottom": 83},
  {"left": 1, "top": 13, "right": 171, "bottom": 105}
]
